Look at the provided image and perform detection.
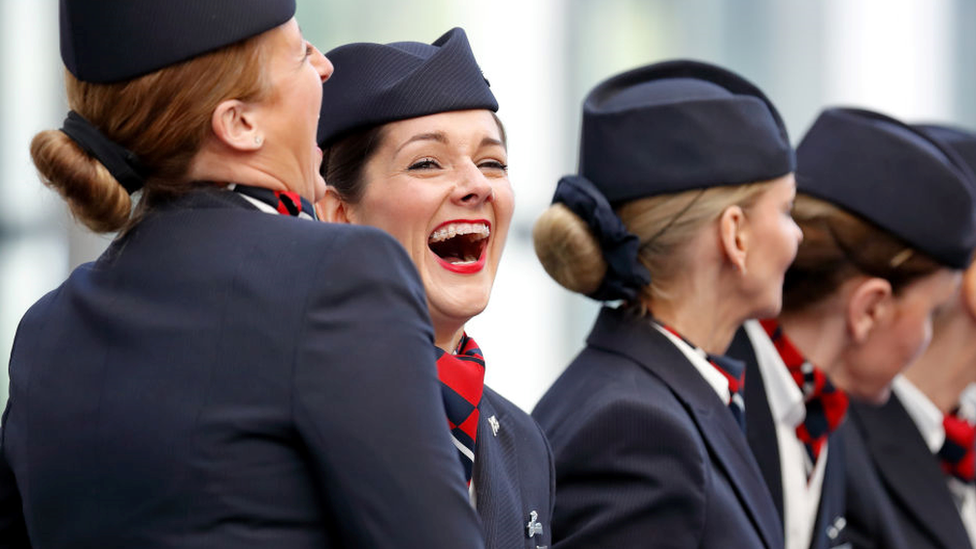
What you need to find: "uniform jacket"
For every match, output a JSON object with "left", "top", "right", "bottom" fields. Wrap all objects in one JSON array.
[
  {"left": 728, "top": 327, "right": 848, "bottom": 549},
  {"left": 476, "top": 387, "right": 554, "bottom": 549},
  {"left": 842, "top": 396, "right": 973, "bottom": 549},
  {"left": 0, "top": 189, "right": 484, "bottom": 549},
  {"left": 533, "top": 306, "right": 784, "bottom": 549}
]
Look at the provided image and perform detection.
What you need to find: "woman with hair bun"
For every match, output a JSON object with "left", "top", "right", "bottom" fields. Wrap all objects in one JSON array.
[
  {"left": 315, "top": 28, "right": 554, "bottom": 549},
  {"left": 532, "top": 60, "right": 801, "bottom": 549},
  {"left": 726, "top": 110, "right": 976, "bottom": 549},
  {"left": 0, "top": 1, "right": 484, "bottom": 547}
]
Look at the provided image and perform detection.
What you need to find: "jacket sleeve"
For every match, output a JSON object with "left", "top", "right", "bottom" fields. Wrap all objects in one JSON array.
[
  {"left": 0, "top": 405, "right": 30, "bottom": 549},
  {"left": 549, "top": 397, "right": 707, "bottom": 549},
  {"left": 291, "top": 227, "right": 484, "bottom": 549}
]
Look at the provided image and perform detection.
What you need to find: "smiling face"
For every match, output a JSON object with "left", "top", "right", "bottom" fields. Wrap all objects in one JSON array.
[
  {"left": 344, "top": 109, "right": 514, "bottom": 346},
  {"left": 255, "top": 19, "right": 333, "bottom": 201}
]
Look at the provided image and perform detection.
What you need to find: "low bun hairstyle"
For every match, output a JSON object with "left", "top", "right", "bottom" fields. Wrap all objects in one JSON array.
[
  {"left": 31, "top": 32, "right": 272, "bottom": 233},
  {"left": 534, "top": 180, "right": 772, "bottom": 312}
]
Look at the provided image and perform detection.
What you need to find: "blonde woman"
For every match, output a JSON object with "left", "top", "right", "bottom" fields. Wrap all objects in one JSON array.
[{"left": 532, "top": 60, "right": 801, "bottom": 549}]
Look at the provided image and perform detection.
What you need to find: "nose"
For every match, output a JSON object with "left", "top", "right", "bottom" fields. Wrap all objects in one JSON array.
[
  {"left": 310, "top": 44, "right": 334, "bottom": 83},
  {"left": 454, "top": 162, "right": 493, "bottom": 206}
]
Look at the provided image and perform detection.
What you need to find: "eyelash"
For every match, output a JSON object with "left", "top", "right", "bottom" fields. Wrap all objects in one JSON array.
[
  {"left": 304, "top": 43, "right": 314, "bottom": 59},
  {"left": 407, "top": 159, "right": 509, "bottom": 172}
]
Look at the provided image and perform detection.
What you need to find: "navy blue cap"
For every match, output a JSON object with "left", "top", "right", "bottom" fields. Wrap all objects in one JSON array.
[
  {"left": 577, "top": 59, "right": 795, "bottom": 204},
  {"left": 60, "top": 0, "right": 295, "bottom": 83},
  {"left": 916, "top": 124, "right": 976, "bottom": 179},
  {"left": 317, "top": 27, "right": 497, "bottom": 147},
  {"left": 797, "top": 108, "right": 976, "bottom": 269}
]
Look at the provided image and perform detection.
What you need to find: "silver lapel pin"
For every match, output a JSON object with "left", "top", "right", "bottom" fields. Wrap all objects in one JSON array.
[
  {"left": 527, "top": 510, "right": 543, "bottom": 538},
  {"left": 488, "top": 415, "right": 500, "bottom": 437}
]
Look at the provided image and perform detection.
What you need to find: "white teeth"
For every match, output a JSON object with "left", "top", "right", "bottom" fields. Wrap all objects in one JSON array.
[{"left": 428, "top": 222, "right": 490, "bottom": 243}]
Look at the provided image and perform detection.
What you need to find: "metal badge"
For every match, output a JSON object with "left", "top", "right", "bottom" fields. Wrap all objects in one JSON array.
[
  {"left": 526, "top": 510, "right": 543, "bottom": 538},
  {"left": 488, "top": 415, "right": 500, "bottom": 437},
  {"left": 826, "top": 516, "right": 847, "bottom": 540}
]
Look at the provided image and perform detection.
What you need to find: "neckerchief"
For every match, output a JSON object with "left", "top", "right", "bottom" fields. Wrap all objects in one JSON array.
[
  {"left": 940, "top": 411, "right": 976, "bottom": 484},
  {"left": 759, "top": 319, "right": 849, "bottom": 466},
  {"left": 435, "top": 334, "right": 486, "bottom": 484},
  {"left": 656, "top": 322, "right": 747, "bottom": 432},
  {"left": 232, "top": 184, "right": 315, "bottom": 219}
]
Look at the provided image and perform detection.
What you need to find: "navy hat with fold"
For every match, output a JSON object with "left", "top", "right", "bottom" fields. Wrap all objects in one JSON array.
[
  {"left": 317, "top": 27, "right": 497, "bottom": 147},
  {"left": 576, "top": 59, "right": 795, "bottom": 204},
  {"left": 916, "top": 124, "right": 976, "bottom": 178},
  {"left": 797, "top": 108, "right": 976, "bottom": 269},
  {"left": 60, "top": 0, "right": 295, "bottom": 83}
]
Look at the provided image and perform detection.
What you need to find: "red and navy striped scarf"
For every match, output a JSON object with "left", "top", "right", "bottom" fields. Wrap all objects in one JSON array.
[
  {"left": 435, "top": 334, "right": 486, "bottom": 484},
  {"left": 940, "top": 412, "right": 976, "bottom": 484},
  {"left": 759, "top": 319, "right": 849, "bottom": 465}
]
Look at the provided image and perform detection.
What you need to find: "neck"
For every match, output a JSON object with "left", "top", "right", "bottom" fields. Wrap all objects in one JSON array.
[
  {"left": 433, "top": 319, "right": 466, "bottom": 354},
  {"left": 778, "top": 307, "right": 847, "bottom": 379},
  {"left": 648, "top": 285, "right": 743, "bottom": 356},
  {"left": 904, "top": 312, "right": 976, "bottom": 414},
  {"left": 188, "top": 144, "right": 303, "bottom": 199}
]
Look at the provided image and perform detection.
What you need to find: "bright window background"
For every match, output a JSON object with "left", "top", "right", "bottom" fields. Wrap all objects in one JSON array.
[{"left": 2, "top": 0, "right": 973, "bottom": 412}]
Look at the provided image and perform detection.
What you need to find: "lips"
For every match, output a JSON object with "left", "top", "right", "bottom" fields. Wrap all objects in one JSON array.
[{"left": 428, "top": 219, "right": 491, "bottom": 274}]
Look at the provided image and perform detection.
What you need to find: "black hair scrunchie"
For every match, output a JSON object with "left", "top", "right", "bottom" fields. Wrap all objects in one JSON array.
[
  {"left": 551, "top": 175, "right": 651, "bottom": 301},
  {"left": 60, "top": 111, "right": 147, "bottom": 194}
]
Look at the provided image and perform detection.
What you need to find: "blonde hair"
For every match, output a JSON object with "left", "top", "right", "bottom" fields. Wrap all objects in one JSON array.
[
  {"left": 30, "top": 31, "right": 273, "bottom": 233},
  {"left": 782, "top": 194, "right": 943, "bottom": 312},
  {"left": 534, "top": 181, "right": 772, "bottom": 313}
]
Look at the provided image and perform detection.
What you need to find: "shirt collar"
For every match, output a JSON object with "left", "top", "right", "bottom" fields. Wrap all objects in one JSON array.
[
  {"left": 653, "top": 323, "right": 731, "bottom": 405},
  {"left": 744, "top": 319, "right": 806, "bottom": 429},
  {"left": 892, "top": 374, "right": 945, "bottom": 454}
]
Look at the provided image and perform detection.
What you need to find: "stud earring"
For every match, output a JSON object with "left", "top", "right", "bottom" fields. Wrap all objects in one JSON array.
[{"left": 254, "top": 135, "right": 263, "bottom": 145}]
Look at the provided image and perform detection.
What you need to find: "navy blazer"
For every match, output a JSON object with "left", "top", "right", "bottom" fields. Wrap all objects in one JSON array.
[
  {"left": 0, "top": 189, "right": 484, "bottom": 549},
  {"left": 842, "top": 397, "right": 973, "bottom": 549},
  {"left": 475, "top": 387, "right": 555, "bottom": 549},
  {"left": 533, "top": 307, "right": 784, "bottom": 549},
  {"left": 728, "top": 327, "right": 848, "bottom": 549}
]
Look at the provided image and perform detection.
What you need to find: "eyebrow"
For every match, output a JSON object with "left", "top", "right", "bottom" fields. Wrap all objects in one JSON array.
[
  {"left": 396, "top": 132, "right": 448, "bottom": 154},
  {"left": 481, "top": 137, "right": 505, "bottom": 149}
]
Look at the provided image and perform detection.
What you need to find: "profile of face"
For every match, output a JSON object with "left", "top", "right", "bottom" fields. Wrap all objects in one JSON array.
[
  {"left": 251, "top": 18, "right": 333, "bottom": 201},
  {"left": 843, "top": 268, "right": 961, "bottom": 403},
  {"left": 333, "top": 109, "right": 514, "bottom": 338},
  {"left": 736, "top": 174, "right": 803, "bottom": 319}
]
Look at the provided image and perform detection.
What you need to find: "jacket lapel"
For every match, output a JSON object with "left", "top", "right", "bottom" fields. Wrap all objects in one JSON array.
[
  {"left": 851, "top": 397, "right": 972, "bottom": 549},
  {"left": 474, "top": 395, "right": 527, "bottom": 549},
  {"left": 587, "top": 307, "right": 783, "bottom": 549},
  {"left": 812, "top": 433, "right": 848, "bottom": 548},
  {"left": 730, "top": 326, "right": 786, "bottom": 521}
]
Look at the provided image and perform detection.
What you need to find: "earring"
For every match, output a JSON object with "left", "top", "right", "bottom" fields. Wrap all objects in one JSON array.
[{"left": 254, "top": 135, "right": 263, "bottom": 145}]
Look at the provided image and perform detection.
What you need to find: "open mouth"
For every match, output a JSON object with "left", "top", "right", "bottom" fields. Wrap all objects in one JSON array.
[{"left": 428, "top": 220, "right": 490, "bottom": 273}]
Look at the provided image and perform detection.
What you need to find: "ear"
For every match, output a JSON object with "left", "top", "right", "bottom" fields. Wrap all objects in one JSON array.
[
  {"left": 846, "top": 277, "right": 894, "bottom": 343},
  {"left": 719, "top": 205, "right": 748, "bottom": 272},
  {"left": 960, "top": 260, "right": 976, "bottom": 320},
  {"left": 315, "top": 187, "right": 355, "bottom": 224},
  {"left": 211, "top": 99, "right": 263, "bottom": 152}
]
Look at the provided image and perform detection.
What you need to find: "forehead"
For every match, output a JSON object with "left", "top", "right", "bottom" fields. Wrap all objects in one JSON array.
[{"left": 382, "top": 110, "right": 503, "bottom": 145}]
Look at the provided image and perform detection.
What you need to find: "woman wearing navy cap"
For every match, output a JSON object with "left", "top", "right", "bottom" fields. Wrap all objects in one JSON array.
[
  {"left": 0, "top": 1, "right": 483, "bottom": 547},
  {"left": 724, "top": 109, "right": 976, "bottom": 549},
  {"left": 315, "top": 28, "right": 554, "bottom": 549},
  {"left": 531, "top": 60, "right": 801, "bottom": 549},
  {"left": 814, "top": 122, "right": 976, "bottom": 549}
]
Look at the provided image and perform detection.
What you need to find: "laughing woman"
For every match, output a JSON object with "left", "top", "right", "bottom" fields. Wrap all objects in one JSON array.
[
  {"left": 315, "top": 29, "right": 554, "bottom": 549},
  {"left": 531, "top": 60, "right": 801, "bottom": 549}
]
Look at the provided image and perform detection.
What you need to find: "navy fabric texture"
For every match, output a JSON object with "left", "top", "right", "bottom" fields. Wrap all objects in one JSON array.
[
  {"left": 317, "top": 27, "right": 497, "bottom": 147},
  {"left": 576, "top": 59, "right": 795, "bottom": 204},
  {"left": 60, "top": 0, "right": 295, "bottom": 83},
  {"left": 0, "top": 189, "right": 485, "bottom": 548},
  {"left": 534, "top": 307, "right": 784, "bottom": 549},
  {"left": 797, "top": 108, "right": 976, "bottom": 269},
  {"left": 551, "top": 175, "right": 651, "bottom": 301}
]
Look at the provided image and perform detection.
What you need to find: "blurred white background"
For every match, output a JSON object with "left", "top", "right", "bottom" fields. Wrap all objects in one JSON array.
[{"left": 2, "top": 0, "right": 974, "bottom": 412}]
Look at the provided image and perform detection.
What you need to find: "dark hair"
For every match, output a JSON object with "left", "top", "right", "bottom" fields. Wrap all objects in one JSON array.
[
  {"left": 322, "top": 112, "right": 507, "bottom": 204},
  {"left": 782, "top": 193, "right": 944, "bottom": 312}
]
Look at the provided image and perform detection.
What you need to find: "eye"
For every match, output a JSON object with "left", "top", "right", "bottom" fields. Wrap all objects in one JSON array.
[
  {"left": 408, "top": 158, "right": 441, "bottom": 170},
  {"left": 479, "top": 159, "right": 508, "bottom": 172},
  {"left": 304, "top": 42, "right": 314, "bottom": 59}
]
